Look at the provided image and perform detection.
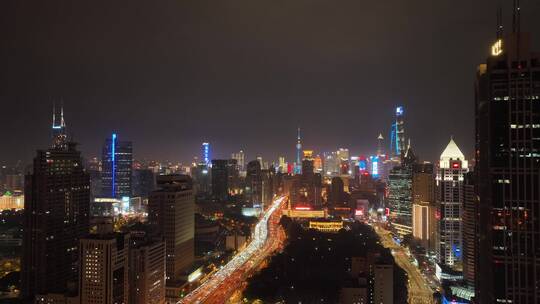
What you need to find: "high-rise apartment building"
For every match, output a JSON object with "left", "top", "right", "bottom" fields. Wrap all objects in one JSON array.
[
  {"left": 148, "top": 175, "right": 194, "bottom": 299},
  {"left": 436, "top": 138, "right": 468, "bottom": 268},
  {"left": 79, "top": 232, "right": 130, "bottom": 304},
  {"left": 21, "top": 108, "right": 90, "bottom": 300},
  {"left": 101, "top": 133, "right": 133, "bottom": 198},
  {"left": 475, "top": 26, "right": 540, "bottom": 303}
]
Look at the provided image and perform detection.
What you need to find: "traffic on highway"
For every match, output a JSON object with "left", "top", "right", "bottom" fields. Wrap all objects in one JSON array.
[{"left": 180, "top": 195, "right": 287, "bottom": 304}]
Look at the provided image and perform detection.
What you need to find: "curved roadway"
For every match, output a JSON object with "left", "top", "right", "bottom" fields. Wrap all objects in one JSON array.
[{"left": 180, "top": 196, "right": 287, "bottom": 304}]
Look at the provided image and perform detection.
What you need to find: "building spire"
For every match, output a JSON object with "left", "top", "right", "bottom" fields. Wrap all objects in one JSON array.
[
  {"left": 51, "top": 102, "right": 67, "bottom": 149},
  {"left": 377, "top": 133, "right": 384, "bottom": 156},
  {"left": 60, "top": 102, "right": 65, "bottom": 128},
  {"left": 496, "top": 4, "right": 503, "bottom": 39},
  {"left": 52, "top": 102, "right": 56, "bottom": 129},
  {"left": 295, "top": 126, "right": 302, "bottom": 174},
  {"left": 512, "top": 0, "right": 521, "bottom": 34}
]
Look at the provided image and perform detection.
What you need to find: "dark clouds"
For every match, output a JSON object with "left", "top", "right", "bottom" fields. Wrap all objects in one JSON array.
[{"left": 1, "top": 0, "right": 540, "bottom": 164}]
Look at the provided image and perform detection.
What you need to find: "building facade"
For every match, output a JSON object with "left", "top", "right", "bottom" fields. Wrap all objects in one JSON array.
[
  {"left": 79, "top": 233, "right": 130, "bottom": 304},
  {"left": 148, "top": 175, "right": 194, "bottom": 288},
  {"left": 412, "top": 163, "right": 437, "bottom": 251},
  {"left": 475, "top": 31, "right": 540, "bottom": 303},
  {"left": 436, "top": 138, "right": 468, "bottom": 268},
  {"left": 101, "top": 133, "right": 133, "bottom": 198},
  {"left": 22, "top": 108, "right": 90, "bottom": 300},
  {"left": 129, "top": 232, "right": 166, "bottom": 304}
]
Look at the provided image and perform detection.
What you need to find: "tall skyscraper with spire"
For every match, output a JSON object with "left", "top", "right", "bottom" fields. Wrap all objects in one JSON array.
[
  {"left": 22, "top": 106, "right": 90, "bottom": 301},
  {"left": 51, "top": 103, "right": 67, "bottom": 149},
  {"left": 390, "top": 106, "right": 406, "bottom": 159},
  {"left": 295, "top": 127, "right": 302, "bottom": 174}
]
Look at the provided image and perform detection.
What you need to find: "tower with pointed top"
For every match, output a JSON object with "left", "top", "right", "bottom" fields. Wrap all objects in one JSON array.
[
  {"left": 390, "top": 106, "right": 406, "bottom": 160},
  {"left": 295, "top": 127, "right": 302, "bottom": 174},
  {"left": 377, "top": 133, "right": 384, "bottom": 156},
  {"left": 51, "top": 103, "right": 67, "bottom": 149},
  {"left": 22, "top": 109, "right": 90, "bottom": 300},
  {"left": 436, "top": 137, "right": 468, "bottom": 268}
]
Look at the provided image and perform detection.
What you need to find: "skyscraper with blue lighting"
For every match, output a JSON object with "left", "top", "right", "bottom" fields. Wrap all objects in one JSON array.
[
  {"left": 390, "top": 106, "right": 406, "bottom": 159},
  {"left": 202, "top": 142, "right": 210, "bottom": 166},
  {"left": 101, "top": 133, "right": 133, "bottom": 198}
]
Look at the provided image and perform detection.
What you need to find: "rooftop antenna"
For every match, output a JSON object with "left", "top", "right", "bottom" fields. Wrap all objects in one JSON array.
[
  {"left": 512, "top": 0, "right": 521, "bottom": 34},
  {"left": 512, "top": 0, "right": 522, "bottom": 65},
  {"left": 496, "top": 4, "right": 503, "bottom": 39},
  {"left": 52, "top": 101, "right": 56, "bottom": 128},
  {"left": 60, "top": 99, "right": 66, "bottom": 128}
]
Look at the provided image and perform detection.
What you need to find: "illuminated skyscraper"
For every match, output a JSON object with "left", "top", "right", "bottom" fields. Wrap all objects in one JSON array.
[
  {"left": 231, "top": 150, "right": 245, "bottom": 172},
  {"left": 475, "top": 21, "right": 540, "bottom": 302},
  {"left": 51, "top": 103, "right": 67, "bottom": 149},
  {"left": 411, "top": 163, "right": 436, "bottom": 253},
  {"left": 202, "top": 142, "right": 210, "bottom": 166},
  {"left": 22, "top": 108, "right": 90, "bottom": 300},
  {"left": 387, "top": 143, "right": 416, "bottom": 237},
  {"left": 390, "top": 106, "right": 406, "bottom": 159},
  {"left": 278, "top": 156, "right": 286, "bottom": 173},
  {"left": 295, "top": 127, "right": 302, "bottom": 174},
  {"left": 101, "top": 133, "right": 133, "bottom": 198},
  {"left": 436, "top": 138, "right": 468, "bottom": 268},
  {"left": 377, "top": 133, "right": 384, "bottom": 156},
  {"left": 323, "top": 151, "right": 339, "bottom": 176}
]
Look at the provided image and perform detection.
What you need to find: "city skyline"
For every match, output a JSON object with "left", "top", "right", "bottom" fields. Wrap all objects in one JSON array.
[
  {"left": 3, "top": 1, "right": 540, "bottom": 165},
  {"left": 2, "top": 1, "right": 540, "bottom": 303}
]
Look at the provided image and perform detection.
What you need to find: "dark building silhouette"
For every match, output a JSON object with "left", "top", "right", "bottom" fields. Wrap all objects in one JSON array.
[
  {"left": 101, "top": 133, "right": 133, "bottom": 198},
  {"left": 330, "top": 176, "right": 345, "bottom": 206},
  {"left": 21, "top": 108, "right": 90, "bottom": 300},
  {"left": 211, "top": 159, "right": 230, "bottom": 202},
  {"left": 245, "top": 160, "right": 262, "bottom": 204},
  {"left": 133, "top": 168, "right": 156, "bottom": 198},
  {"left": 191, "top": 163, "right": 210, "bottom": 199},
  {"left": 475, "top": 30, "right": 540, "bottom": 303}
]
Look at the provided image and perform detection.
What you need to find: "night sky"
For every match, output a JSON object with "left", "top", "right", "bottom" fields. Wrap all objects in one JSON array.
[{"left": 2, "top": 0, "right": 540, "bottom": 165}]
